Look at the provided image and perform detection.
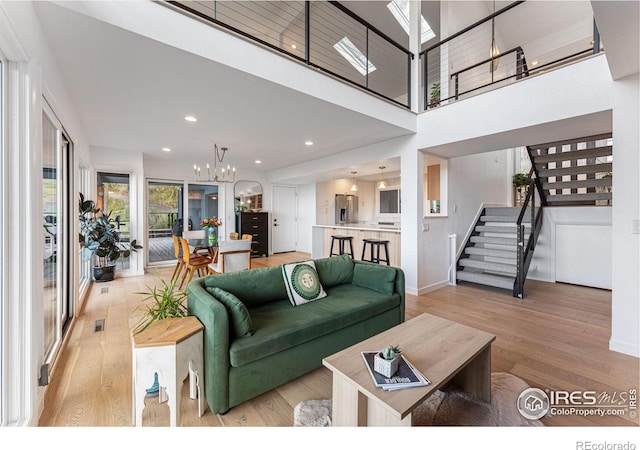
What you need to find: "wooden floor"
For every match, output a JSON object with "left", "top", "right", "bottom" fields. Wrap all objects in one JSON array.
[{"left": 39, "top": 252, "right": 639, "bottom": 428}]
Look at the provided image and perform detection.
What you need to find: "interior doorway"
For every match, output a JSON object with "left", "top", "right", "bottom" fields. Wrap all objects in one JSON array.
[{"left": 272, "top": 185, "right": 297, "bottom": 253}]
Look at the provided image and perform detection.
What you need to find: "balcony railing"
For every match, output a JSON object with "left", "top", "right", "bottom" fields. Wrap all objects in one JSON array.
[
  {"left": 167, "top": 1, "right": 413, "bottom": 109},
  {"left": 420, "top": 0, "right": 603, "bottom": 111}
]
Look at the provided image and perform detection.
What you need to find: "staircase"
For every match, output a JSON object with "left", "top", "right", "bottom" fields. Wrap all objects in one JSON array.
[
  {"left": 457, "top": 207, "right": 532, "bottom": 292},
  {"left": 528, "top": 133, "right": 613, "bottom": 207},
  {"left": 456, "top": 133, "right": 612, "bottom": 297}
]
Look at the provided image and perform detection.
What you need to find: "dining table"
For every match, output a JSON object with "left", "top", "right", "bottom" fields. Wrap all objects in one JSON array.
[{"left": 187, "top": 238, "right": 218, "bottom": 261}]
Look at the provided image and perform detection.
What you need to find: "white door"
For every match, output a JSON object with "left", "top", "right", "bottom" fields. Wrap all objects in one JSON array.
[{"left": 272, "top": 185, "right": 297, "bottom": 253}]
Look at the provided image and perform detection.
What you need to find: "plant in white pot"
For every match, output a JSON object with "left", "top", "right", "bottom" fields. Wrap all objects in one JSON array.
[
  {"left": 78, "top": 192, "right": 142, "bottom": 282},
  {"left": 374, "top": 345, "right": 402, "bottom": 378}
]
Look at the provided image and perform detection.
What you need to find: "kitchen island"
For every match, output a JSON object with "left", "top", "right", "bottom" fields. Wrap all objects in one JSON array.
[{"left": 312, "top": 224, "right": 400, "bottom": 266}]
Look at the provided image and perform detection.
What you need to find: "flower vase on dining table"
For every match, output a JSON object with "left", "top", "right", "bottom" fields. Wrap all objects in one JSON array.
[{"left": 208, "top": 227, "right": 217, "bottom": 247}]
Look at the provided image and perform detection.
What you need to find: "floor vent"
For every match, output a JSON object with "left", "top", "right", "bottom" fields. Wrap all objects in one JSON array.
[
  {"left": 94, "top": 319, "right": 105, "bottom": 332},
  {"left": 101, "top": 287, "right": 109, "bottom": 294}
]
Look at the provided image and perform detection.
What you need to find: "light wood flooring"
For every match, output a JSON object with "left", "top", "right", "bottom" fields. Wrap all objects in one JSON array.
[{"left": 39, "top": 252, "right": 639, "bottom": 427}]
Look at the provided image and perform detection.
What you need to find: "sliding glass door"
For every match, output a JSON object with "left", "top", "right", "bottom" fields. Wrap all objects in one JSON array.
[
  {"left": 145, "top": 181, "right": 221, "bottom": 266},
  {"left": 42, "top": 105, "right": 73, "bottom": 362},
  {"left": 147, "top": 181, "right": 183, "bottom": 263}
]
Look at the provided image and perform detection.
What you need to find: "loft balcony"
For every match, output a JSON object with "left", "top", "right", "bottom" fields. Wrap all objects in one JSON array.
[{"left": 165, "top": 1, "right": 604, "bottom": 113}]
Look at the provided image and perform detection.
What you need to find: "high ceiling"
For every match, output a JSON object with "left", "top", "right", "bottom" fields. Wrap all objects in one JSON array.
[
  {"left": 32, "top": 1, "right": 636, "bottom": 183},
  {"left": 33, "top": 1, "right": 417, "bottom": 179}
]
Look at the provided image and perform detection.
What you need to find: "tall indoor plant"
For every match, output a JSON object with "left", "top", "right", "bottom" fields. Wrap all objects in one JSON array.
[
  {"left": 79, "top": 192, "right": 142, "bottom": 282},
  {"left": 513, "top": 172, "right": 530, "bottom": 207}
]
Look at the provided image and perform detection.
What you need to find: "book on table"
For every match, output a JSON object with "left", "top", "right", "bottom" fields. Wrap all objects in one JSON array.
[{"left": 361, "top": 351, "right": 431, "bottom": 391}]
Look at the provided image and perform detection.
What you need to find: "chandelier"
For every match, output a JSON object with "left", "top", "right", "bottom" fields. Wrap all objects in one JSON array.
[{"left": 194, "top": 144, "right": 236, "bottom": 183}]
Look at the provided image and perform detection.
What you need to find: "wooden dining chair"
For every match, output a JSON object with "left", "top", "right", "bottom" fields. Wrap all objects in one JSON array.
[
  {"left": 207, "top": 239, "right": 252, "bottom": 275},
  {"left": 183, "top": 229, "right": 210, "bottom": 257},
  {"left": 171, "top": 235, "right": 185, "bottom": 283},
  {"left": 241, "top": 234, "right": 253, "bottom": 241},
  {"left": 229, "top": 232, "right": 239, "bottom": 240},
  {"left": 179, "top": 238, "right": 212, "bottom": 289}
]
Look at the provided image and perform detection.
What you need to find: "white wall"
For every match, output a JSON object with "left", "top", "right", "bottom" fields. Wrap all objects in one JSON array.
[
  {"left": 528, "top": 207, "right": 612, "bottom": 289},
  {"left": 610, "top": 74, "right": 640, "bottom": 357},
  {"left": 418, "top": 55, "right": 614, "bottom": 157}
]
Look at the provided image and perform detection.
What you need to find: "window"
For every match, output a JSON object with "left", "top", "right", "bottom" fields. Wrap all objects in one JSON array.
[
  {"left": 187, "top": 183, "right": 220, "bottom": 231},
  {"left": 334, "top": 36, "right": 376, "bottom": 76},
  {"left": 387, "top": 0, "right": 436, "bottom": 44},
  {"left": 378, "top": 186, "right": 401, "bottom": 215}
]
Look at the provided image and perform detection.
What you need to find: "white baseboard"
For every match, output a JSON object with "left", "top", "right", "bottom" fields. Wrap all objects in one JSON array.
[
  {"left": 417, "top": 280, "right": 450, "bottom": 296},
  {"left": 609, "top": 338, "right": 640, "bottom": 358}
]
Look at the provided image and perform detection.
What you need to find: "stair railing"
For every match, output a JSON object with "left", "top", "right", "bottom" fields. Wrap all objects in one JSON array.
[{"left": 514, "top": 168, "right": 544, "bottom": 298}]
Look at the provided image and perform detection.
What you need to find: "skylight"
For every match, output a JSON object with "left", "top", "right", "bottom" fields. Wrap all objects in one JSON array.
[
  {"left": 387, "top": 0, "right": 436, "bottom": 45},
  {"left": 333, "top": 37, "right": 376, "bottom": 76}
]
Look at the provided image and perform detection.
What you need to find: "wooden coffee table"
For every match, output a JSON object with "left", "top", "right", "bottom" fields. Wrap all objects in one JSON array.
[{"left": 322, "top": 313, "right": 496, "bottom": 426}]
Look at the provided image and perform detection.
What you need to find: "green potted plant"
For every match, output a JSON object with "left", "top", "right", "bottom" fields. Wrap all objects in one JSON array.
[
  {"left": 78, "top": 192, "right": 142, "bottom": 282},
  {"left": 429, "top": 82, "right": 441, "bottom": 108},
  {"left": 131, "top": 278, "right": 188, "bottom": 335},
  {"left": 513, "top": 172, "right": 530, "bottom": 207},
  {"left": 373, "top": 344, "right": 401, "bottom": 377}
]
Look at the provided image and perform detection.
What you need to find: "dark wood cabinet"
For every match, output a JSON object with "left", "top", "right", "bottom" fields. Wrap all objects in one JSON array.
[{"left": 236, "top": 212, "right": 269, "bottom": 257}]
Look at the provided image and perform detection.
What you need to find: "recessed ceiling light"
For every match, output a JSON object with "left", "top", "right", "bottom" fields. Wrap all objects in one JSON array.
[
  {"left": 162, "top": 147, "right": 171, "bottom": 152},
  {"left": 291, "top": 44, "right": 297, "bottom": 50},
  {"left": 305, "top": 141, "right": 314, "bottom": 146},
  {"left": 531, "top": 60, "right": 539, "bottom": 67},
  {"left": 184, "top": 115, "right": 198, "bottom": 122},
  {"left": 255, "top": 160, "right": 262, "bottom": 164}
]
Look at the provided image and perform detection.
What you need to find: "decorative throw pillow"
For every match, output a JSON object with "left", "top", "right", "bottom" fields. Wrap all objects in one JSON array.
[
  {"left": 282, "top": 260, "right": 327, "bottom": 306},
  {"left": 206, "top": 287, "right": 254, "bottom": 337},
  {"left": 352, "top": 263, "right": 397, "bottom": 295}
]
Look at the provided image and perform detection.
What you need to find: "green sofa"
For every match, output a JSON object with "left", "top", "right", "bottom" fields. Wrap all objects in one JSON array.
[{"left": 187, "top": 254, "right": 405, "bottom": 414}]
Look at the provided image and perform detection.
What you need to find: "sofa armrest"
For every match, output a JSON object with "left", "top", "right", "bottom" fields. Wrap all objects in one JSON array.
[
  {"left": 187, "top": 278, "right": 231, "bottom": 414},
  {"left": 353, "top": 261, "right": 405, "bottom": 322}
]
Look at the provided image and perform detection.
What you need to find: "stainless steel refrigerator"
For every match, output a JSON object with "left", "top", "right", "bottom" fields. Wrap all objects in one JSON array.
[{"left": 335, "top": 194, "right": 358, "bottom": 224}]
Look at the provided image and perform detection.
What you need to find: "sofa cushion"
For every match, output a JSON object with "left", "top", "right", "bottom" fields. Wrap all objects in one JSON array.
[
  {"left": 314, "top": 254, "right": 354, "bottom": 287},
  {"left": 206, "top": 287, "right": 254, "bottom": 338},
  {"left": 203, "top": 265, "right": 288, "bottom": 308},
  {"left": 229, "top": 284, "right": 401, "bottom": 367},
  {"left": 352, "top": 263, "right": 397, "bottom": 295},
  {"left": 282, "top": 260, "right": 327, "bottom": 306}
]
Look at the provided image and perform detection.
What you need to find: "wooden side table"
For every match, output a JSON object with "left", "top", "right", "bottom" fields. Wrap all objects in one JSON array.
[{"left": 131, "top": 316, "right": 206, "bottom": 426}]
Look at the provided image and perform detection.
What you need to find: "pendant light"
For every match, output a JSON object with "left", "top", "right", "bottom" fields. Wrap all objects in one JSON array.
[
  {"left": 489, "top": 0, "right": 500, "bottom": 74},
  {"left": 377, "top": 166, "right": 387, "bottom": 189},
  {"left": 350, "top": 171, "right": 359, "bottom": 192}
]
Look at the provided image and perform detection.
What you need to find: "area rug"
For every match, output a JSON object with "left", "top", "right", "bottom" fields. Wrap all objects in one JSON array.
[{"left": 294, "top": 372, "right": 544, "bottom": 427}]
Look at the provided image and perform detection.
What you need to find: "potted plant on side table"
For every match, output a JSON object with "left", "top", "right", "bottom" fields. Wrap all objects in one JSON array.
[
  {"left": 79, "top": 192, "right": 142, "bottom": 282},
  {"left": 131, "top": 277, "right": 188, "bottom": 335}
]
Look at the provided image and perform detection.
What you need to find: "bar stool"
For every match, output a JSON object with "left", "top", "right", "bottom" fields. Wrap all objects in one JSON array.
[
  {"left": 361, "top": 239, "right": 390, "bottom": 265},
  {"left": 329, "top": 235, "right": 355, "bottom": 259}
]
